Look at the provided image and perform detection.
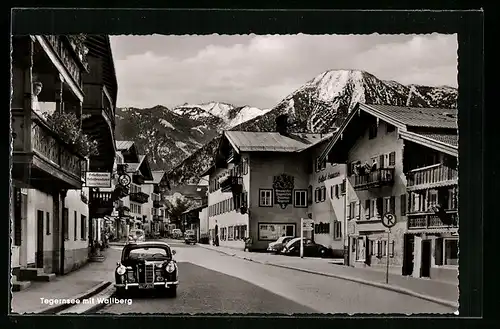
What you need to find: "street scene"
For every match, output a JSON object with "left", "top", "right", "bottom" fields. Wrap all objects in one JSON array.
[{"left": 10, "top": 32, "right": 459, "bottom": 315}]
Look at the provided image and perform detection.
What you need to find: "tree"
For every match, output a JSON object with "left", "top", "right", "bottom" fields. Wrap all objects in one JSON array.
[{"left": 164, "top": 196, "right": 194, "bottom": 226}]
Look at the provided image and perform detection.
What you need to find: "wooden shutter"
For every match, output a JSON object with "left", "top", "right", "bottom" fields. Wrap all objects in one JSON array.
[
  {"left": 390, "top": 196, "right": 396, "bottom": 214},
  {"left": 376, "top": 198, "right": 383, "bottom": 217},
  {"left": 400, "top": 194, "right": 407, "bottom": 216},
  {"left": 389, "top": 151, "right": 396, "bottom": 166},
  {"left": 330, "top": 186, "right": 334, "bottom": 199},
  {"left": 335, "top": 185, "right": 339, "bottom": 198},
  {"left": 355, "top": 201, "right": 360, "bottom": 219},
  {"left": 379, "top": 154, "right": 385, "bottom": 168},
  {"left": 365, "top": 200, "right": 371, "bottom": 219},
  {"left": 307, "top": 185, "right": 313, "bottom": 205},
  {"left": 346, "top": 204, "right": 351, "bottom": 220}
]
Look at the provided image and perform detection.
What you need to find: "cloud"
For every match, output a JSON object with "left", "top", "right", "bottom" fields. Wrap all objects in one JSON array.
[{"left": 111, "top": 33, "right": 457, "bottom": 109}]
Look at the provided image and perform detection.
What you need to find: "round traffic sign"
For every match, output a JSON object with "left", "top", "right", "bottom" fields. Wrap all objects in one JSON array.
[
  {"left": 118, "top": 174, "right": 131, "bottom": 187},
  {"left": 382, "top": 212, "right": 396, "bottom": 228}
]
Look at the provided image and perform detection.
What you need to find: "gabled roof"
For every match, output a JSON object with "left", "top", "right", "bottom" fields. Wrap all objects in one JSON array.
[
  {"left": 360, "top": 104, "right": 457, "bottom": 129},
  {"left": 145, "top": 171, "right": 166, "bottom": 185},
  {"left": 126, "top": 154, "right": 153, "bottom": 180},
  {"left": 224, "top": 131, "right": 335, "bottom": 153},
  {"left": 319, "top": 103, "right": 458, "bottom": 161}
]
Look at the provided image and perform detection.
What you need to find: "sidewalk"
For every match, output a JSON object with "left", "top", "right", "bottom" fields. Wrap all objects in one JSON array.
[
  {"left": 198, "top": 243, "right": 459, "bottom": 308},
  {"left": 10, "top": 248, "right": 119, "bottom": 314}
]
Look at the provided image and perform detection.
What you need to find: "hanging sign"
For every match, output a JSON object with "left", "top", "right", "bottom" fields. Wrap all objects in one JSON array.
[{"left": 85, "top": 172, "right": 111, "bottom": 188}]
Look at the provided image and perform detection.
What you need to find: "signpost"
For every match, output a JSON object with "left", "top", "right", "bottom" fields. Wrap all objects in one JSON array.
[
  {"left": 381, "top": 212, "right": 396, "bottom": 284},
  {"left": 300, "top": 218, "right": 314, "bottom": 258}
]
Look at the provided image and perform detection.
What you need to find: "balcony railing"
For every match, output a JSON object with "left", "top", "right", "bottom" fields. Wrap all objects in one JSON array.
[
  {"left": 220, "top": 176, "right": 243, "bottom": 193},
  {"left": 407, "top": 210, "right": 458, "bottom": 229},
  {"left": 130, "top": 191, "right": 149, "bottom": 204},
  {"left": 90, "top": 191, "right": 114, "bottom": 216},
  {"left": 351, "top": 168, "right": 395, "bottom": 190},
  {"left": 407, "top": 163, "right": 458, "bottom": 190},
  {"left": 44, "top": 35, "right": 83, "bottom": 89}
]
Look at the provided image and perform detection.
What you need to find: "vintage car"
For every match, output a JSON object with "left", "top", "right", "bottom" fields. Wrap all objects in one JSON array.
[
  {"left": 184, "top": 230, "right": 197, "bottom": 244},
  {"left": 128, "top": 229, "right": 145, "bottom": 243},
  {"left": 115, "top": 241, "right": 179, "bottom": 297},
  {"left": 280, "top": 237, "right": 332, "bottom": 258},
  {"left": 267, "top": 236, "right": 295, "bottom": 253}
]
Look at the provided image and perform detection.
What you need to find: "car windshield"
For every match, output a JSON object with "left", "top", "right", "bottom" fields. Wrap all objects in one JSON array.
[
  {"left": 285, "top": 238, "right": 301, "bottom": 247},
  {"left": 124, "top": 247, "right": 171, "bottom": 261}
]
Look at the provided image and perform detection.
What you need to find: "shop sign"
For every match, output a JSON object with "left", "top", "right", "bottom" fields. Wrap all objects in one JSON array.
[
  {"left": 318, "top": 171, "right": 340, "bottom": 184},
  {"left": 273, "top": 174, "right": 294, "bottom": 209}
]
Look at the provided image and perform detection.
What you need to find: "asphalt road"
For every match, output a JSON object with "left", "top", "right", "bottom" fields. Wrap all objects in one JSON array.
[{"left": 97, "top": 241, "right": 455, "bottom": 314}]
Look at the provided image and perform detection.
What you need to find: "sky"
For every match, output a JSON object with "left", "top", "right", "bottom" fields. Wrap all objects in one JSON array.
[{"left": 110, "top": 33, "right": 457, "bottom": 110}]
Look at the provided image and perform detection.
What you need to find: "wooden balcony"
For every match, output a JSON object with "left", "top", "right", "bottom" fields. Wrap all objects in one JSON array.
[
  {"left": 407, "top": 163, "right": 458, "bottom": 191},
  {"left": 11, "top": 111, "right": 86, "bottom": 190},
  {"left": 407, "top": 210, "right": 459, "bottom": 229},
  {"left": 130, "top": 191, "right": 149, "bottom": 204},
  {"left": 90, "top": 191, "right": 114, "bottom": 217},
  {"left": 220, "top": 176, "right": 243, "bottom": 193},
  {"left": 350, "top": 168, "right": 395, "bottom": 190}
]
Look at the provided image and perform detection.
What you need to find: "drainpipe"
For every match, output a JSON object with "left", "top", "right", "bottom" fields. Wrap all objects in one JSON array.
[
  {"left": 60, "top": 189, "right": 68, "bottom": 275},
  {"left": 344, "top": 174, "right": 349, "bottom": 266}
]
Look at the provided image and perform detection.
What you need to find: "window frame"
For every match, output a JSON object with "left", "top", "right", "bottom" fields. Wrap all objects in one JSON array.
[
  {"left": 46, "top": 211, "right": 51, "bottom": 235},
  {"left": 293, "top": 189, "right": 308, "bottom": 208},
  {"left": 259, "top": 189, "right": 273, "bottom": 207}
]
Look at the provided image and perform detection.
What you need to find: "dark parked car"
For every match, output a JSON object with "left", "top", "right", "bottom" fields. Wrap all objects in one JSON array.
[
  {"left": 184, "top": 230, "right": 197, "bottom": 245},
  {"left": 114, "top": 242, "right": 179, "bottom": 297},
  {"left": 267, "top": 236, "right": 294, "bottom": 253},
  {"left": 281, "top": 237, "right": 331, "bottom": 258}
]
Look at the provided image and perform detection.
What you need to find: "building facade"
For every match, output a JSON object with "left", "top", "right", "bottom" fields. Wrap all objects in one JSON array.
[
  {"left": 143, "top": 171, "right": 167, "bottom": 236},
  {"left": 11, "top": 35, "right": 91, "bottom": 285},
  {"left": 320, "top": 103, "right": 458, "bottom": 280},
  {"left": 204, "top": 116, "right": 340, "bottom": 251}
]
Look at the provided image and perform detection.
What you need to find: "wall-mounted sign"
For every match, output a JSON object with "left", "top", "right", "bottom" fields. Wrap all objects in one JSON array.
[
  {"left": 318, "top": 171, "right": 341, "bottom": 184},
  {"left": 85, "top": 172, "right": 111, "bottom": 188},
  {"left": 273, "top": 174, "right": 294, "bottom": 209},
  {"left": 118, "top": 174, "right": 131, "bottom": 187}
]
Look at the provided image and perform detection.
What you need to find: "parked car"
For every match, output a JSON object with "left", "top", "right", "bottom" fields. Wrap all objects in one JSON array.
[
  {"left": 184, "top": 230, "right": 197, "bottom": 244},
  {"left": 128, "top": 229, "right": 145, "bottom": 243},
  {"left": 114, "top": 241, "right": 178, "bottom": 297},
  {"left": 281, "top": 237, "right": 331, "bottom": 258},
  {"left": 172, "top": 229, "right": 183, "bottom": 239},
  {"left": 267, "top": 236, "right": 295, "bottom": 253}
]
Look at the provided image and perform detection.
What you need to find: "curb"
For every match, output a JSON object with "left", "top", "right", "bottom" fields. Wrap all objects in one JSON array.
[
  {"left": 37, "top": 281, "right": 112, "bottom": 314},
  {"left": 198, "top": 244, "right": 458, "bottom": 309},
  {"left": 82, "top": 285, "right": 117, "bottom": 314},
  {"left": 267, "top": 263, "right": 458, "bottom": 309}
]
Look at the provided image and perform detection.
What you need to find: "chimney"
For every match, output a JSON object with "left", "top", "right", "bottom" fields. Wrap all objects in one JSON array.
[{"left": 276, "top": 114, "right": 289, "bottom": 135}]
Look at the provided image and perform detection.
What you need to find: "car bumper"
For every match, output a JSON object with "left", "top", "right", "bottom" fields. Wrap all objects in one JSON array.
[{"left": 115, "top": 281, "right": 179, "bottom": 290}]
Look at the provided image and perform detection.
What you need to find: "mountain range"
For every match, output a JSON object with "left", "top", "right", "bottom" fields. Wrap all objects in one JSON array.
[{"left": 114, "top": 69, "right": 458, "bottom": 185}]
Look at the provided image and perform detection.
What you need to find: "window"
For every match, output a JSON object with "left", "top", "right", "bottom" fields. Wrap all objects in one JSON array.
[
  {"left": 388, "top": 152, "right": 396, "bottom": 167},
  {"left": 368, "top": 123, "right": 377, "bottom": 139},
  {"left": 333, "top": 221, "right": 342, "bottom": 240},
  {"left": 349, "top": 201, "right": 356, "bottom": 219},
  {"left": 314, "top": 188, "right": 320, "bottom": 203},
  {"left": 294, "top": 190, "right": 307, "bottom": 208},
  {"left": 369, "top": 240, "right": 375, "bottom": 256},
  {"left": 429, "top": 190, "right": 439, "bottom": 208},
  {"left": 448, "top": 188, "right": 457, "bottom": 210},
  {"left": 315, "top": 157, "right": 326, "bottom": 172},
  {"left": 335, "top": 185, "right": 340, "bottom": 198},
  {"left": 340, "top": 180, "right": 346, "bottom": 194},
  {"left": 320, "top": 186, "right": 326, "bottom": 202},
  {"left": 381, "top": 240, "right": 387, "bottom": 257},
  {"left": 74, "top": 211, "right": 78, "bottom": 241},
  {"left": 228, "top": 226, "right": 234, "bottom": 240},
  {"left": 315, "top": 222, "right": 330, "bottom": 234},
  {"left": 400, "top": 194, "right": 407, "bottom": 216},
  {"left": 259, "top": 189, "right": 273, "bottom": 207},
  {"left": 386, "top": 123, "right": 395, "bottom": 133},
  {"left": 383, "top": 196, "right": 396, "bottom": 215},
  {"left": 330, "top": 185, "right": 334, "bottom": 199},
  {"left": 370, "top": 199, "right": 376, "bottom": 218},
  {"left": 444, "top": 239, "right": 458, "bottom": 265},
  {"left": 315, "top": 157, "right": 321, "bottom": 172},
  {"left": 389, "top": 241, "right": 395, "bottom": 258},
  {"left": 63, "top": 208, "right": 69, "bottom": 240},
  {"left": 81, "top": 215, "right": 86, "bottom": 240},
  {"left": 355, "top": 201, "right": 360, "bottom": 219},
  {"left": 364, "top": 200, "right": 371, "bottom": 219},
  {"left": 46, "top": 212, "right": 51, "bottom": 235},
  {"left": 258, "top": 223, "right": 296, "bottom": 240},
  {"left": 356, "top": 237, "right": 366, "bottom": 261}
]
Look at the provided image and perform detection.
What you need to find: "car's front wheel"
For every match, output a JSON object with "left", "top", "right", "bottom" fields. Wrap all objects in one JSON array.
[{"left": 166, "top": 286, "right": 177, "bottom": 298}]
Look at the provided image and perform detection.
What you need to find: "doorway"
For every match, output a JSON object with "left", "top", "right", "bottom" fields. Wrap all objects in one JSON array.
[
  {"left": 402, "top": 234, "right": 415, "bottom": 276},
  {"left": 36, "top": 210, "right": 44, "bottom": 269},
  {"left": 420, "top": 239, "right": 432, "bottom": 278}
]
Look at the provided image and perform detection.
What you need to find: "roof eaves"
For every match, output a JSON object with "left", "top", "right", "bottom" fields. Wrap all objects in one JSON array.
[{"left": 400, "top": 130, "right": 458, "bottom": 157}]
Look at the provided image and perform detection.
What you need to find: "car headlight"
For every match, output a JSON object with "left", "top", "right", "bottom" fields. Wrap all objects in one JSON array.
[
  {"left": 165, "top": 261, "right": 176, "bottom": 273},
  {"left": 155, "top": 263, "right": 163, "bottom": 268},
  {"left": 116, "top": 265, "right": 126, "bottom": 275}
]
